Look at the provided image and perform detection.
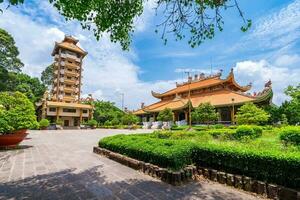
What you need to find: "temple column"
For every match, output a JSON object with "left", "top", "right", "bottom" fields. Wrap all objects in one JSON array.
[
  {"left": 79, "top": 109, "right": 83, "bottom": 124},
  {"left": 217, "top": 108, "right": 222, "bottom": 122},
  {"left": 153, "top": 113, "right": 156, "bottom": 121},
  {"left": 56, "top": 107, "right": 60, "bottom": 121},
  {"left": 172, "top": 112, "right": 175, "bottom": 122},
  {"left": 184, "top": 111, "right": 188, "bottom": 122},
  {"left": 231, "top": 106, "right": 235, "bottom": 124}
]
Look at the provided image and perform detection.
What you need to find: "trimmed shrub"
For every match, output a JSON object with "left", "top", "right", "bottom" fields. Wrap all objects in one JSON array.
[
  {"left": 39, "top": 119, "right": 50, "bottom": 129},
  {"left": 192, "top": 144, "right": 300, "bottom": 189},
  {"left": 208, "top": 129, "right": 235, "bottom": 139},
  {"left": 280, "top": 126, "right": 300, "bottom": 146},
  {"left": 211, "top": 124, "right": 225, "bottom": 129},
  {"left": 88, "top": 119, "right": 98, "bottom": 127},
  {"left": 233, "top": 125, "right": 262, "bottom": 140},
  {"left": 99, "top": 134, "right": 195, "bottom": 170},
  {"left": 0, "top": 91, "right": 38, "bottom": 133}
]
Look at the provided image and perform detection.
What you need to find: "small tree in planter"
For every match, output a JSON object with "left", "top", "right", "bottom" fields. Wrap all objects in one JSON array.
[
  {"left": 0, "top": 91, "right": 38, "bottom": 134},
  {"left": 88, "top": 119, "right": 98, "bottom": 129},
  {"left": 192, "top": 103, "right": 218, "bottom": 127},
  {"left": 39, "top": 119, "right": 50, "bottom": 130},
  {"left": 0, "top": 92, "right": 38, "bottom": 146},
  {"left": 157, "top": 108, "right": 173, "bottom": 129}
]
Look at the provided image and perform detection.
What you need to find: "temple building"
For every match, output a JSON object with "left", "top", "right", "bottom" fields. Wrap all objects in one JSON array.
[
  {"left": 40, "top": 36, "right": 93, "bottom": 127},
  {"left": 134, "top": 69, "right": 273, "bottom": 124}
]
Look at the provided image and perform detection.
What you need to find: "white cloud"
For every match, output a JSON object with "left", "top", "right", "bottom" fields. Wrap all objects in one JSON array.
[
  {"left": 274, "top": 54, "right": 300, "bottom": 67},
  {"left": 228, "top": 0, "right": 300, "bottom": 55},
  {"left": 234, "top": 60, "right": 300, "bottom": 105}
]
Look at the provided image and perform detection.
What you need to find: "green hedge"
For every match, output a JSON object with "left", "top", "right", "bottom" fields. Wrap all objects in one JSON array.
[
  {"left": 99, "top": 134, "right": 195, "bottom": 170},
  {"left": 99, "top": 131, "right": 300, "bottom": 189},
  {"left": 233, "top": 125, "right": 262, "bottom": 140},
  {"left": 280, "top": 126, "right": 300, "bottom": 146},
  {"left": 192, "top": 144, "right": 300, "bottom": 189}
]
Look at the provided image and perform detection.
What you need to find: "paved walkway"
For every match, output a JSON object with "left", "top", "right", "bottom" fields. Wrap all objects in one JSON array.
[{"left": 0, "top": 129, "right": 264, "bottom": 200}]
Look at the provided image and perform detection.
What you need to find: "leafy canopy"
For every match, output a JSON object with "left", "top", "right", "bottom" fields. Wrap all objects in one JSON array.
[
  {"left": 41, "top": 64, "right": 54, "bottom": 87},
  {"left": 236, "top": 102, "right": 269, "bottom": 125},
  {"left": 1, "top": 0, "right": 250, "bottom": 50},
  {"left": 0, "top": 28, "right": 24, "bottom": 71},
  {"left": 192, "top": 102, "right": 218, "bottom": 124},
  {"left": 122, "top": 113, "right": 139, "bottom": 125},
  {"left": 281, "top": 84, "right": 300, "bottom": 125},
  {"left": 0, "top": 66, "right": 46, "bottom": 103},
  {"left": 157, "top": 108, "right": 173, "bottom": 122},
  {"left": 93, "top": 100, "right": 124, "bottom": 125}
]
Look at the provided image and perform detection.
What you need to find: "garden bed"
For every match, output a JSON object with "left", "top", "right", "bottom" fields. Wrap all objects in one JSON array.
[{"left": 98, "top": 129, "right": 300, "bottom": 190}]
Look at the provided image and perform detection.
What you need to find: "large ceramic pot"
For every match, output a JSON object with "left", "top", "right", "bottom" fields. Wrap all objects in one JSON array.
[
  {"left": 0, "top": 131, "right": 28, "bottom": 147},
  {"left": 13, "top": 129, "right": 27, "bottom": 134}
]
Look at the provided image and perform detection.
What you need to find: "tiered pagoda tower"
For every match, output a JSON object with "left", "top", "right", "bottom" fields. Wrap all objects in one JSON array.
[
  {"left": 41, "top": 36, "right": 93, "bottom": 128},
  {"left": 51, "top": 36, "right": 87, "bottom": 102}
]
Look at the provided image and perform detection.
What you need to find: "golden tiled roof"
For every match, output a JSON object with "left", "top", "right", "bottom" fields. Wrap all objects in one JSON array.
[
  {"left": 52, "top": 35, "right": 87, "bottom": 56},
  {"left": 152, "top": 70, "right": 251, "bottom": 99},
  {"left": 47, "top": 101, "right": 93, "bottom": 109},
  {"left": 134, "top": 87, "right": 272, "bottom": 114}
]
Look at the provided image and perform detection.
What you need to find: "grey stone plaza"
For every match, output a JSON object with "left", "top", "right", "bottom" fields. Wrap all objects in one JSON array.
[{"left": 0, "top": 129, "right": 264, "bottom": 200}]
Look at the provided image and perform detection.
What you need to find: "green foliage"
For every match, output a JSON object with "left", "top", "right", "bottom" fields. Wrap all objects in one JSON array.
[
  {"left": 192, "top": 143, "right": 299, "bottom": 189},
  {"left": 0, "top": 91, "right": 38, "bottom": 133},
  {"left": 88, "top": 119, "right": 98, "bottom": 127},
  {"left": 0, "top": 28, "right": 23, "bottom": 72},
  {"left": 157, "top": 108, "right": 173, "bottom": 122},
  {"left": 1, "top": 1, "right": 250, "bottom": 50},
  {"left": 99, "top": 129, "right": 300, "bottom": 188},
  {"left": 263, "top": 105, "right": 281, "bottom": 124},
  {"left": 93, "top": 100, "right": 124, "bottom": 125},
  {"left": 191, "top": 103, "right": 218, "bottom": 124},
  {"left": 236, "top": 103, "right": 269, "bottom": 125},
  {"left": 279, "top": 84, "right": 300, "bottom": 125},
  {"left": 111, "top": 118, "right": 120, "bottom": 126},
  {"left": 41, "top": 64, "right": 54, "bottom": 86},
  {"left": 211, "top": 124, "right": 225, "bottom": 129},
  {"left": 233, "top": 125, "right": 262, "bottom": 140},
  {"left": 56, "top": 119, "right": 63, "bottom": 125},
  {"left": 281, "top": 114, "right": 288, "bottom": 126},
  {"left": 39, "top": 119, "right": 50, "bottom": 128},
  {"left": 0, "top": 67, "right": 46, "bottom": 103},
  {"left": 121, "top": 113, "right": 138, "bottom": 125},
  {"left": 99, "top": 134, "right": 195, "bottom": 170},
  {"left": 280, "top": 126, "right": 300, "bottom": 146}
]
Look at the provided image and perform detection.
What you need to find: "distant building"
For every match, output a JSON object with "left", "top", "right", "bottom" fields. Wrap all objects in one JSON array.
[
  {"left": 134, "top": 69, "right": 273, "bottom": 124},
  {"left": 41, "top": 36, "right": 93, "bottom": 127}
]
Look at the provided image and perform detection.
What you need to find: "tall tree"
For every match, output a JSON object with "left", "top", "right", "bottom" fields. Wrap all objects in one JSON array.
[
  {"left": 1, "top": 1, "right": 250, "bottom": 50},
  {"left": 0, "top": 28, "right": 24, "bottom": 71},
  {"left": 157, "top": 108, "right": 173, "bottom": 122},
  {"left": 0, "top": 70, "right": 46, "bottom": 103},
  {"left": 93, "top": 100, "right": 125, "bottom": 125},
  {"left": 41, "top": 64, "right": 54, "bottom": 87}
]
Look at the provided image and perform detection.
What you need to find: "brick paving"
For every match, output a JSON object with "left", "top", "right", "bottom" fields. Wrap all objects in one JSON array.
[{"left": 0, "top": 129, "right": 264, "bottom": 200}]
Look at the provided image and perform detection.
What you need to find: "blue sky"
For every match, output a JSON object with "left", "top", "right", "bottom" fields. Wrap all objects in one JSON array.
[{"left": 0, "top": 0, "right": 300, "bottom": 109}]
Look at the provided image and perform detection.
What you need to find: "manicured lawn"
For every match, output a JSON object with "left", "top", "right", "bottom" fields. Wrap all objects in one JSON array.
[{"left": 99, "top": 127, "right": 300, "bottom": 189}]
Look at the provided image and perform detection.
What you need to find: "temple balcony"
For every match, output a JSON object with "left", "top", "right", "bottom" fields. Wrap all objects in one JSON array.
[
  {"left": 64, "top": 70, "right": 77, "bottom": 77},
  {"left": 64, "top": 79, "right": 76, "bottom": 85},
  {"left": 64, "top": 87, "right": 74, "bottom": 93}
]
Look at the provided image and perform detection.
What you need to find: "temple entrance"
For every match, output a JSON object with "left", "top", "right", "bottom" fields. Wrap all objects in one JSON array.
[
  {"left": 64, "top": 120, "right": 70, "bottom": 127},
  {"left": 178, "top": 112, "right": 186, "bottom": 121},
  {"left": 219, "top": 107, "right": 231, "bottom": 123}
]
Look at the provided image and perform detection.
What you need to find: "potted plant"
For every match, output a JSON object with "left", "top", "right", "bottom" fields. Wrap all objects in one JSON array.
[
  {"left": 39, "top": 119, "right": 50, "bottom": 130},
  {"left": 0, "top": 92, "right": 39, "bottom": 147},
  {"left": 88, "top": 119, "right": 98, "bottom": 129}
]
